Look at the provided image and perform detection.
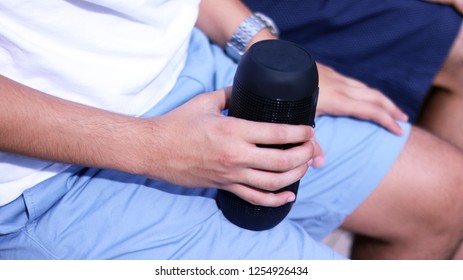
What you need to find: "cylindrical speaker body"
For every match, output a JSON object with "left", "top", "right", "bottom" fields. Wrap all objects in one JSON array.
[{"left": 216, "top": 40, "right": 319, "bottom": 231}]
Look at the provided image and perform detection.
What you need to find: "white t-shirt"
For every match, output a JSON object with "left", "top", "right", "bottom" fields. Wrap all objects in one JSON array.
[{"left": 0, "top": 0, "right": 200, "bottom": 205}]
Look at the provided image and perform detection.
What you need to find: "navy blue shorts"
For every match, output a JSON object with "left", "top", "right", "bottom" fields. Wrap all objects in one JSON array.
[{"left": 244, "top": 0, "right": 463, "bottom": 121}]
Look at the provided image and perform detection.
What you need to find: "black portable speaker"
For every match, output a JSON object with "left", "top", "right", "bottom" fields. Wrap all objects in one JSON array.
[{"left": 216, "top": 39, "right": 319, "bottom": 231}]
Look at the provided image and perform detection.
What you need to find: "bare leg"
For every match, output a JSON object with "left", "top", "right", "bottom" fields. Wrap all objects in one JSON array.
[
  {"left": 341, "top": 127, "right": 463, "bottom": 259},
  {"left": 414, "top": 23, "right": 463, "bottom": 259},
  {"left": 454, "top": 244, "right": 463, "bottom": 259},
  {"left": 417, "top": 23, "right": 463, "bottom": 150}
]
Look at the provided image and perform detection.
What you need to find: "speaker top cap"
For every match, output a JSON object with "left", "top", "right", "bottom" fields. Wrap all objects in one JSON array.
[{"left": 235, "top": 39, "right": 318, "bottom": 101}]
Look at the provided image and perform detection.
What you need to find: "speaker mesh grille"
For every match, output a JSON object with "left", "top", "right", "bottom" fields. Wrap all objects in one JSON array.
[
  {"left": 216, "top": 182, "right": 299, "bottom": 231},
  {"left": 228, "top": 79, "right": 314, "bottom": 126}
]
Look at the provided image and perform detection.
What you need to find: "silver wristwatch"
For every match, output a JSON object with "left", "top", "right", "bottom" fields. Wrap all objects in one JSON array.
[{"left": 225, "top": 12, "right": 279, "bottom": 62}]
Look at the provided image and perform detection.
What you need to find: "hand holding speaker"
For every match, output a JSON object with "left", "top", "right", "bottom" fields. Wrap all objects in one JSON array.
[{"left": 216, "top": 39, "right": 319, "bottom": 231}]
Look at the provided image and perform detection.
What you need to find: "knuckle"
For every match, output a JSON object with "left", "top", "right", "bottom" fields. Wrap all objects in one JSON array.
[
  {"left": 266, "top": 175, "right": 288, "bottom": 191},
  {"left": 246, "top": 195, "right": 261, "bottom": 206},
  {"left": 275, "top": 156, "right": 292, "bottom": 171},
  {"left": 251, "top": 175, "right": 281, "bottom": 192},
  {"left": 300, "top": 126, "right": 312, "bottom": 141},
  {"left": 356, "top": 106, "right": 376, "bottom": 120},
  {"left": 267, "top": 179, "right": 284, "bottom": 191},
  {"left": 297, "top": 163, "right": 310, "bottom": 178},
  {"left": 272, "top": 125, "right": 290, "bottom": 142},
  {"left": 192, "top": 92, "right": 210, "bottom": 105},
  {"left": 213, "top": 119, "right": 236, "bottom": 136},
  {"left": 216, "top": 150, "right": 242, "bottom": 168},
  {"left": 302, "top": 142, "right": 314, "bottom": 158}
]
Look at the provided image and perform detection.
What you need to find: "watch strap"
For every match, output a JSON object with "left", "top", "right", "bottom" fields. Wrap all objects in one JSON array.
[{"left": 228, "top": 14, "right": 267, "bottom": 56}]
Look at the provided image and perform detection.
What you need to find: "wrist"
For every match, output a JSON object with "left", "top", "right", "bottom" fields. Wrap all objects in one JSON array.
[
  {"left": 246, "top": 28, "right": 278, "bottom": 51},
  {"left": 225, "top": 12, "right": 279, "bottom": 62},
  {"left": 113, "top": 117, "right": 163, "bottom": 178}
]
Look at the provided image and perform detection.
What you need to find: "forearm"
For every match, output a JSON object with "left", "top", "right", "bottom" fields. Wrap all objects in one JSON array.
[
  {"left": 0, "top": 75, "right": 154, "bottom": 176},
  {"left": 196, "top": 0, "right": 276, "bottom": 50}
]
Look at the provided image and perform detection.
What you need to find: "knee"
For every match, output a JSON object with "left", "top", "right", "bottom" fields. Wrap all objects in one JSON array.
[
  {"left": 435, "top": 24, "right": 463, "bottom": 91},
  {"left": 395, "top": 136, "right": 463, "bottom": 244},
  {"left": 449, "top": 24, "right": 463, "bottom": 70},
  {"left": 416, "top": 164, "right": 463, "bottom": 241}
]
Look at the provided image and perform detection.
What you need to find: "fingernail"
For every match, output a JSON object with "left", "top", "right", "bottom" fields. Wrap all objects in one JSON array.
[
  {"left": 400, "top": 112, "right": 409, "bottom": 122},
  {"left": 308, "top": 159, "right": 313, "bottom": 166},
  {"left": 398, "top": 125, "right": 404, "bottom": 135},
  {"left": 287, "top": 193, "right": 296, "bottom": 203}
]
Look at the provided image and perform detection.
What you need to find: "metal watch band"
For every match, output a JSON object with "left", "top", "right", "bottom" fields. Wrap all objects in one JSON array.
[
  {"left": 229, "top": 14, "right": 266, "bottom": 55},
  {"left": 225, "top": 13, "right": 279, "bottom": 62}
]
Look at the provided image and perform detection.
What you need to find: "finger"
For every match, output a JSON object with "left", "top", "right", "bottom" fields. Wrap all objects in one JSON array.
[
  {"left": 224, "top": 184, "right": 296, "bottom": 207},
  {"left": 369, "top": 90, "right": 408, "bottom": 122},
  {"left": 338, "top": 73, "right": 409, "bottom": 122},
  {"left": 233, "top": 119, "right": 314, "bottom": 146},
  {"left": 238, "top": 162, "right": 309, "bottom": 193},
  {"left": 244, "top": 141, "right": 314, "bottom": 172},
  {"left": 319, "top": 92, "right": 403, "bottom": 134},
  {"left": 350, "top": 100, "right": 405, "bottom": 135},
  {"left": 346, "top": 86, "right": 409, "bottom": 122}
]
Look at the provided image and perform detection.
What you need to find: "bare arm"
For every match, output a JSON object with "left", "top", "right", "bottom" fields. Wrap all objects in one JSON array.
[
  {"left": 195, "top": 0, "right": 275, "bottom": 50},
  {"left": 0, "top": 75, "right": 151, "bottom": 175},
  {"left": 0, "top": 0, "right": 319, "bottom": 207},
  {"left": 0, "top": 74, "right": 317, "bottom": 206}
]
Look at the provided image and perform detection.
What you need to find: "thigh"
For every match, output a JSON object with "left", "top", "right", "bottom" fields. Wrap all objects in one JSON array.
[
  {"left": 0, "top": 167, "right": 343, "bottom": 260},
  {"left": 342, "top": 126, "right": 463, "bottom": 240},
  {"left": 288, "top": 116, "right": 411, "bottom": 241}
]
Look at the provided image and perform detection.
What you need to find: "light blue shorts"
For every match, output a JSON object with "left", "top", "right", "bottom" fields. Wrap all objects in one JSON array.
[{"left": 0, "top": 29, "right": 410, "bottom": 259}]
